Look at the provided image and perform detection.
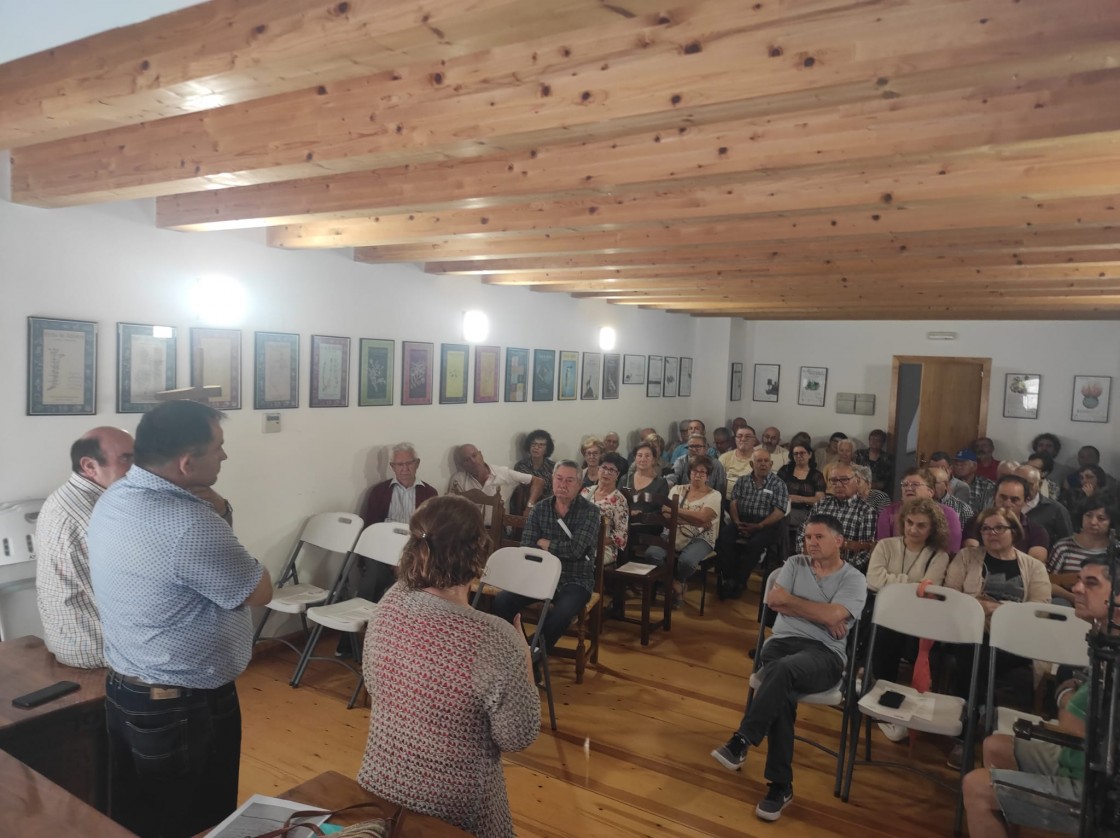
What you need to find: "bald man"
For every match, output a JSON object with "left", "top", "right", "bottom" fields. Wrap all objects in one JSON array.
[{"left": 36, "top": 427, "right": 135, "bottom": 668}]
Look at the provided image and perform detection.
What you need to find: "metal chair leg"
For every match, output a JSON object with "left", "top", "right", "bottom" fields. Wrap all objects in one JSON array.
[
  {"left": 290, "top": 622, "right": 324, "bottom": 686},
  {"left": 539, "top": 648, "right": 557, "bottom": 731}
]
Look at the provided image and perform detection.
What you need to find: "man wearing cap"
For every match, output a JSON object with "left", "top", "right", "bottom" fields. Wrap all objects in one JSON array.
[{"left": 953, "top": 448, "right": 996, "bottom": 512}]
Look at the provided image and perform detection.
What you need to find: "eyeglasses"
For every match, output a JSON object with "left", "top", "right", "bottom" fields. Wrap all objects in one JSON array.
[
  {"left": 598, "top": 465, "right": 619, "bottom": 475},
  {"left": 529, "top": 440, "right": 548, "bottom": 448},
  {"left": 390, "top": 459, "right": 418, "bottom": 468},
  {"left": 691, "top": 469, "right": 710, "bottom": 477},
  {"left": 828, "top": 476, "right": 852, "bottom": 484},
  {"left": 793, "top": 450, "right": 809, "bottom": 456},
  {"left": 979, "top": 525, "right": 1011, "bottom": 535},
  {"left": 687, "top": 444, "right": 705, "bottom": 450},
  {"left": 900, "top": 481, "right": 927, "bottom": 490}
]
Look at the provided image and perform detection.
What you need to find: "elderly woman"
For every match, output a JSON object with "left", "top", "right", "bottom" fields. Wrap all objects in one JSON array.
[
  {"left": 580, "top": 452, "right": 629, "bottom": 566},
  {"left": 1048, "top": 497, "right": 1116, "bottom": 604},
  {"left": 835, "top": 438, "right": 857, "bottom": 469},
  {"left": 358, "top": 495, "right": 539, "bottom": 838},
  {"left": 580, "top": 435, "right": 605, "bottom": 488},
  {"left": 856, "top": 429, "right": 894, "bottom": 492},
  {"left": 814, "top": 431, "right": 847, "bottom": 469},
  {"left": 645, "top": 455, "right": 721, "bottom": 606},
  {"left": 513, "top": 429, "right": 555, "bottom": 509}
]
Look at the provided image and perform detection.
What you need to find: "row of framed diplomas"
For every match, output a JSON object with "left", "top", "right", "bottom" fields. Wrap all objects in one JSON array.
[{"left": 26, "top": 317, "right": 695, "bottom": 414}]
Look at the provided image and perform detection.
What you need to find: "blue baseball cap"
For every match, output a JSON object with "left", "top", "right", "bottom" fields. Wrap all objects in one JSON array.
[{"left": 954, "top": 448, "right": 977, "bottom": 462}]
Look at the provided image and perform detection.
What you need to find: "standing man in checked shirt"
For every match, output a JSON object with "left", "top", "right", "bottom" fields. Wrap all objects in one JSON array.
[
  {"left": 492, "top": 460, "right": 600, "bottom": 654},
  {"left": 798, "top": 463, "right": 877, "bottom": 571},
  {"left": 89, "top": 400, "right": 272, "bottom": 838},
  {"left": 36, "top": 426, "right": 134, "bottom": 668},
  {"left": 716, "top": 449, "right": 789, "bottom": 599}
]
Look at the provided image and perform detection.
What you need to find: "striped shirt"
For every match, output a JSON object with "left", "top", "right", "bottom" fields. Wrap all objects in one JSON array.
[{"left": 35, "top": 473, "right": 106, "bottom": 668}]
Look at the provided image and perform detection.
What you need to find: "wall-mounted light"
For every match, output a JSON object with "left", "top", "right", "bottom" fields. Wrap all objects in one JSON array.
[
  {"left": 463, "top": 309, "right": 490, "bottom": 343},
  {"left": 188, "top": 275, "right": 247, "bottom": 326},
  {"left": 926, "top": 331, "right": 958, "bottom": 341},
  {"left": 599, "top": 326, "right": 617, "bottom": 351}
]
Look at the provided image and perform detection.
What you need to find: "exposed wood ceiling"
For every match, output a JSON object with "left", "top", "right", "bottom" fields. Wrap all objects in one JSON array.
[{"left": 3, "top": 0, "right": 1120, "bottom": 319}]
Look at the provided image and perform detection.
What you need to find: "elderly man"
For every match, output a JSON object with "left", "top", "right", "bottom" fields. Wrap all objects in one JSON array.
[
  {"left": 36, "top": 427, "right": 134, "bottom": 669},
  {"left": 720, "top": 426, "right": 758, "bottom": 495},
  {"left": 712, "top": 514, "right": 866, "bottom": 822},
  {"left": 962, "top": 557, "right": 1108, "bottom": 836},
  {"left": 88, "top": 400, "right": 272, "bottom": 838},
  {"left": 962, "top": 475, "right": 1050, "bottom": 562},
  {"left": 1014, "top": 464, "right": 1072, "bottom": 548},
  {"left": 798, "top": 464, "right": 877, "bottom": 571},
  {"left": 974, "top": 437, "right": 1001, "bottom": 482},
  {"left": 730, "top": 417, "right": 751, "bottom": 434},
  {"left": 716, "top": 449, "right": 789, "bottom": 600},
  {"left": 755, "top": 427, "right": 789, "bottom": 471},
  {"left": 669, "top": 419, "right": 718, "bottom": 462},
  {"left": 931, "top": 450, "right": 973, "bottom": 505},
  {"left": 931, "top": 466, "right": 975, "bottom": 527},
  {"left": 854, "top": 465, "right": 891, "bottom": 515},
  {"left": 668, "top": 434, "right": 727, "bottom": 493},
  {"left": 954, "top": 448, "right": 996, "bottom": 512},
  {"left": 492, "top": 460, "right": 600, "bottom": 655},
  {"left": 448, "top": 443, "right": 543, "bottom": 513},
  {"left": 875, "top": 467, "right": 963, "bottom": 552},
  {"left": 712, "top": 426, "right": 734, "bottom": 456}
]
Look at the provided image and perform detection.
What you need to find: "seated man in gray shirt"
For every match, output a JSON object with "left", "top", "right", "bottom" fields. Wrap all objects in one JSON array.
[{"left": 711, "top": 513, "right": 867, "bottom": 823}]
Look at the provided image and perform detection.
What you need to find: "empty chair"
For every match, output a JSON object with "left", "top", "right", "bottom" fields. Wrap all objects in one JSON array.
[
  {"left": 251, "top": 511, "right": 365, "bottom": 658},
  {"left": 605, "top": 493, "right": 678, "bottom": 645},
  {"left": 472, "top": 546, "right": 562, "bottom": 730},
  {"left": 291, "top": 521, "right": 412, "bottom": 706}
]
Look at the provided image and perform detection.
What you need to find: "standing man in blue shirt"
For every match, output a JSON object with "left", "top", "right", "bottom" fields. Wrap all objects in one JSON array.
[{"left": 89, "top": 399, "right": 272, "bottom": 838}]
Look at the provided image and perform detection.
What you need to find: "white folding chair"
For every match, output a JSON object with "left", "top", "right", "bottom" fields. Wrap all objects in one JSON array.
[
  {"left": 291, "top": 522, "right": 411, "bottom": 707},
  {"left": 0, "top": 499, "right": 45, "bottom": 641},
  {"left": 251, "top": 511, "right": 365, "bottom": 660},
  {"left": 472, "top": 546, "right": 562, "bottom": 730},
  {"left": 749, "top": 568, "right": 859, "bottom": 796},
  {"left": 986, "top": 602, "right": 1090, "bottom": 736},
  {"left": 840, "top": 583, "right": 986, "bottom": 835}
]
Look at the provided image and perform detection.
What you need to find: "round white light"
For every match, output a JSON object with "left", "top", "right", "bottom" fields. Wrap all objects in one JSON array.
[
  {"left": 463, "top": 309, "right": 490, "bottom": 343},
  {"left": 599, "top": 326, "right": 617, "bottom": 351},
  {"left": 188, "top": 275, "right": 247, "bottom": 326}
]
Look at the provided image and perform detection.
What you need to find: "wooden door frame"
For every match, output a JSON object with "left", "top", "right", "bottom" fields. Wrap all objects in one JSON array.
[{"left": 887, "top": 355, "right": 992, "bottom": 452}]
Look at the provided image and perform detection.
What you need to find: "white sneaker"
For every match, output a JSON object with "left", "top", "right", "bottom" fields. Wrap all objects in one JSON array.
[{"left": 877, "top": 721, "right": 909, "bottom": 742}]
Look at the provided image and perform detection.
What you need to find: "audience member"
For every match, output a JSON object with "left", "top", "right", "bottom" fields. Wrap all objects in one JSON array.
[
  {"left": 875, "top": 467, "right": 962, "bottom": 552},
  {"left": 730, "top": 417, "right": 750, "bottom": 434},
  {"left": 1025, "top": 452, "right": 1060, "bottom": 500},
  {"left": 358, "top": 495, "right": 538, "bottom": 838},
  {"left": 720, "top": 426, "right": 758, "bottom": 495},
  {"left": 713, "top": 426, "right": 734, "bottom": 456},
  {"left": 855, "top": 429, "right": 894, "bottom": 492},
  {"left": 777, "top": 442, "right": 825, "bottom": 531},
  {"left": 756, "top": 427, "right": 789, "bottom": 470},
  {"left": 668, "top": 434, "right": 727, "bottom": 494},
  {"left": 1015, "top": 464, "right": 1073, "bottom": 548},
  {"left": 835, "top": 438, "right": 857, "bottom": 470},
  {"left": 814, "top": 432, "right": 847, "bottom": 469},
  {"left": 88, "top": 400, "right": 272, "bottom": 838},
  {"left": 646, "top": 455, "right": 721, "bottom": 606},
  {"left": 669, "top": 419, "right": 717, "bottom": 462},
  {"left": 962, "top": 475, "right": 1049, "bottom": 562},
  {"left": 1063, "top": 445, "right": 1115, "bottom": 494},
  {"left": 668, "top": 419, "right": 694, "bottom": 462},
  {"left": 954, "top": 448, "right": 996, "bottom": 512},
  {"left": 1060, "top": 463, "right": 1115, "bottom": 517},
  {"left": 931, "top": 465, "right": 975, "bottom": 527},
  {"left": 996, "top": 460, "right": 1020, "bottom": 479},
  {"left": 1030, "top": 432, "right": 1070, "bottom": 486},
  {"left": 1047, "top": 497, "right": 1115, "bottom": 605},
  {"left": 931, "top": 450, "right": 973, "bottom": 505},
  {"left": 974, "top": 436, "right": 1001, "bottom": 482},
  {"left": 602, "top": 430, "right": 628, "bottom": 473},
  {"left": 798, "top": 464, "right": 877, "bottom": 571},
  {"left": 716, "top": 450, "right": 789, "bottom": 600},
  {"left": 513, "top": 429, "right": 556, "bottom": 503},
  {"left": 449, "top": 444, "right": 543, "bottom": 514},
  {"left": 710, "top": 514, "right": 866, "bottom": 822},
  {"left": 580, "top": 435, "right": 605, "bottom": 488},
  {"left": 628, "top": 427, "right": 657, "bottom": 463},
  {"left": 493, "top": 461, "right": 598, "bottom": 654},
  {"left": 36, "top": 426, "right": 134, "bottom": 669},
  {"left": 580, "top": 452, "right": 628, "bottom": 567},
  {"left": 854, "top": 464, "right": 892, "bottom": 515}
]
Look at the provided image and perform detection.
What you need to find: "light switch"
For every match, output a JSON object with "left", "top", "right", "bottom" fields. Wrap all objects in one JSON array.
[{"left": 264, "top": 413, "right": 282, "bottom": 433}]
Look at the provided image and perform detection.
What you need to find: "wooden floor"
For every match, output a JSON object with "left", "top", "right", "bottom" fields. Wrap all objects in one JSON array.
[{"left": 238, "top": 582, "right": 960, "bottom": 837}]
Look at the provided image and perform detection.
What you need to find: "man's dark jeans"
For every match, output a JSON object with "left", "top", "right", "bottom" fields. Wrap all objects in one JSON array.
[{"left": 493, "top": 582, "right": 591, "bottom": 653}]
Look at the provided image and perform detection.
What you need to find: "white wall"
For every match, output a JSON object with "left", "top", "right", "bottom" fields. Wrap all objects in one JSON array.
[
  {"left": 731, "top": 320, "right": 1120, "bottom": 475},
  {"left": 0, "top": 197, "right": 715, "bottom": 576}
]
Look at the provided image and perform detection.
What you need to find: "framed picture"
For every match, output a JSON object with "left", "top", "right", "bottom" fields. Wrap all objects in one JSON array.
[
  {"left": 603, "top": 353, "right": 621, "bottom": 400},
  {"left": 254, "top": 331, "right": 299, "bottom": 410},
  {"left": 623, "top": 353, "right": 645, "bottom": 385},
  {"left": 505, "top": 347, "right": 529, "bottom": 402},
  {"left": 28, "top": 316, "right": 97, "bottom": 415},
  {"left": 310, "top": 334, "right": 350, "bottom": 407},
  {"left": 647, "top": 354, "right": 663, "bottom": 398},
  {"left": 440, "top": 343, "right": 469, "bottom": 405},
  {"left": 117, "top": 322, "right": 176, "bottom": 413},
  {"left": 1071, "top": 375, "right": 1111, "bottom": 423},
  {"left": 753, "top": 363, "right": 780, "bottom": 403},
  {"left": 1003, "top": 373, "right": 1040, "bottom": 420},
  {"left": 679, "top": 357, "right": 693, "bottom": 397},
  {"left": 190, "top": 327, "right": 241, "bottom": 410},
  {"left": 357, "top": 338, "right": 393, "bottom": 407},
  {"left": 474, "top": 345, "right": 500, "bottom": 403},
  {"left": 581, "top": 352, "right": 601, "bottom": 399},
  {"left": 558, "top": 350, "right": 579, "bottom": 401},
  {"left": 402, "top": 341, "right": 434, "bottom": 405},
  {"left": 798, "top": 366, "right": 827, "bottom": 407},
  {"left": 532, "top": 349, "right": 555, "bottom": 402},
  {"left": 730, "top": 362, "right": 743, "bottom": 402},
  {"left": 663, "top": 356, "right": 680, "bottom": 398}
]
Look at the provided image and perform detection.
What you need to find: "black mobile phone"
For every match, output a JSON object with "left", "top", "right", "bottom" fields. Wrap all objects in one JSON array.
[
  {"left": 12, "top": 680, "right": 80, "bottom": 709},
  {"left": 878, "top": 690, "right": 906, "bottom": 709}
]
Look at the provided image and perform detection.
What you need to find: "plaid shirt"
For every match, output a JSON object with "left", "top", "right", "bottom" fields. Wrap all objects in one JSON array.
[
  {"left": 966, "top": 475, "right": 995, "bottom": 512},
  {"left": 799, "top": 495, "right": 878, "bottom": 571},
  {"left": 941, "top": 494, "right": 974, "bottom": 526},
  {"left": 731, "top": 472, "right": 788, "bottom": 523},
  {"left": 522, "top": 493, "right": 600, "bottom": 593}
]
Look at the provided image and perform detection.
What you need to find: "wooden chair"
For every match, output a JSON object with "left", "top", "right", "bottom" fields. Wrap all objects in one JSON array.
[
  {"left": 451, "top": 487, "right": 505, "bottom": 549},
  {"left": 605, "top": 494, "right": 678, "bottom": 645}
]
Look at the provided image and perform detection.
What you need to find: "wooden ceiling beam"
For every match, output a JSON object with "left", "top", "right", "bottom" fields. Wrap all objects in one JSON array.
[
  {"left": 12, "top": 0, "right": 1117, "bottom": 206},
  {"left": 693, "top": 307, "right": 1120, "bottom": 320}
]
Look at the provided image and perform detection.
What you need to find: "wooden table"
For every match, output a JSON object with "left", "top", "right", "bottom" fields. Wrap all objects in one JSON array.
[
  {"left": 0, "top": 635, "right": 109, "bottom": 810},
  {"left": 278, "top": 771, "right": 472, "bottom": 837}
]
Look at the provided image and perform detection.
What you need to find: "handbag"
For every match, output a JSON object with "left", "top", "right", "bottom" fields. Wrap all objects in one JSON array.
[{"left": 253, "top": 801, "right": 406, "bottom": 838}]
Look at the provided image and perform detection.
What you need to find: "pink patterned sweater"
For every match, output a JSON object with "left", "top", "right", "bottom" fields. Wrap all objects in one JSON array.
[{"left": 358, "top": 585, "right": 540, "bottom": 837}]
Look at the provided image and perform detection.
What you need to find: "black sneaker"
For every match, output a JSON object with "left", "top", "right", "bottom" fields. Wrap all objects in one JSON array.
[
  {"left": 755, "top": 783, "right": 793, "bottom": 821},
  {"left": 711, "top": 733, "right": 748, "bottom": 771}
]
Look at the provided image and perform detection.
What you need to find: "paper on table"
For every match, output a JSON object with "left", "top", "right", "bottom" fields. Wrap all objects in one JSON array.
[
  {"left": 614, "top": 562, "right": 657, "bottom": 575},
  {"left": 205, "top": 793, "right": 329, "bottom": 838}
]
